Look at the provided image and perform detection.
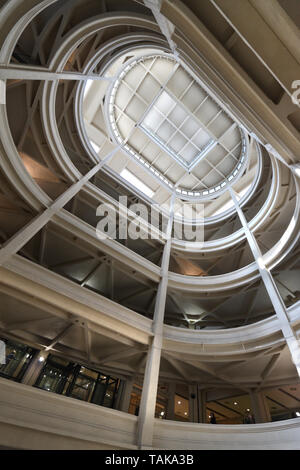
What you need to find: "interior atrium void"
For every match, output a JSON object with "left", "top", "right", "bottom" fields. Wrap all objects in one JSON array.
[{"left": 0, "top": 0, "right": 300, "bottom": 451}]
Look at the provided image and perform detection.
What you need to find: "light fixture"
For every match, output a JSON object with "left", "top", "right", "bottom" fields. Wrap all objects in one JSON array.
[
  {"left": 296, "top": 411, "right": 300, "bottom": 417},
  {"left": 160, "top": 411, "right": 165, "bottom": 416},
  {"left": 234, "top": 401, "right": 238, "bottom": 406},
  {"left": 38, "top": 355, "right": 45, "bottom": 363},
  {"left": 178, "top": 401, "right": 181, "bottom": 405},
  {"left": 246, "top": 408, "right": 250, "bottom": 412}
]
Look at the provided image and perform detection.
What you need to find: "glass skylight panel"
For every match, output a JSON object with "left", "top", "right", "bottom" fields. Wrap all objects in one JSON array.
[
  {"left": 140, "top": 90, "right": 215, "bottom": 170},
  {"left": 143, "top": 108, "right": 164, "bottom": 131},
  {"left": 155, "top": 91, "right": 176, "bottom": 114},
  {"left": 179, "top": 142, "right": 198, "bottom": 163},
  {"left": 193, "top": 129, "right": 212, "bottom": 149},
  {"left": 105, "top": 54, "right": 248, "bottom": 199},
  {"left": 120, "top": 168, "right": 154, "bottom": 198},
  {"left": 169, "top": 105, "right": 187, "bottom": 126}
]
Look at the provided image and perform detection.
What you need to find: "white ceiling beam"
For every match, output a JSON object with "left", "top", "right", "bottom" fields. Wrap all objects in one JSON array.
[
  {"left": 44, "top": 323, "right": 73, "bottom": 351},
  {"left": 0, "top": 66, "right": 113, "bottom": 82}
]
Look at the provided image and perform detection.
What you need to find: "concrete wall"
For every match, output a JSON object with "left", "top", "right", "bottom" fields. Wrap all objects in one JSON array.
[
  {"left": 1, "top": 378, "right": 300, "bottom": 450},
  {"left": 153, "top": 418, "right": 300, "bottom": 450}
]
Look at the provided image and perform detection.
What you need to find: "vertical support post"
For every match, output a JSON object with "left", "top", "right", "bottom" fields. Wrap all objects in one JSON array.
[
  {"left": 229, "top": 187, "right": 300, "bottom": 377},
  {"left": 166, "top": 382, "right": 176, "bottom": 420},
  {"left": 250, "top": 390, "right": 271, "bottom": 423},
  {"left": 21, "top": 350, "right": 49, "bottom": 386},
  {"left": 188, "top": 384, "right": 198, "bottom": 422},
  {"left": 137, "top": 193, "right": 176, "bottom": 449},
  {"left": 198, "top": 387, "right": 207, "bottom": 423},
  {"left": 119, "top": 376, "right": 135, "bottom": 413}
]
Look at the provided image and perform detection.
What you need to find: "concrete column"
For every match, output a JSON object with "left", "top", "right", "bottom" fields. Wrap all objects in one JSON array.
[
  {"left": 230, "top": 187, "right": 300, "bottom": 377},
  {"left": 188, "top": 384, "right": 198, "bottom": 422},
  {"left": 21, "top": 350, "right": 49, "bottom": 386},
  {"left": 198, "top": 388, "right": 207, "bottom": 423},
  {"left": 137, "top": 193, "right": 175, "bottom": 449},
  {"left": 250, "top": 390, "right": 271, "bottom": 423},
  {"left": 119, "top": 377, "right": 135, "bottom": 413},
  {"left": 166, "top": 382, "right": 176, "bottom": 420}
]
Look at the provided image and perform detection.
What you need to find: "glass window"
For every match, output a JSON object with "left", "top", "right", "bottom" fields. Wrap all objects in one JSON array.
[
  {"left": 79, "top": 366, "right": 98, "bottom": 380},
  {"left": 128, "top": 388, "right": 141, "bottom": 416},
  {"left": 0, "top": 344, "right": 121, "bottom": 410},
  {"left": 0, "top": 337, "right": 36, "bottom": 381},
  {"left": 68, "top": 372, "right": 96, "bottom": 402},
  {"left": 37, "top": 363, "right": 72, "bottom": 394},
  {"left": 91, "top": 380, "right": 107, "bottom": 405},
  {"left": 101, "top": 378, "right": 119, "bottom": 408},
  {"left": 35, "top": 354, "right": 120, "bottom": 409},
  {"left": 35, "top": 355, "right": 75, "bottom": 394}
]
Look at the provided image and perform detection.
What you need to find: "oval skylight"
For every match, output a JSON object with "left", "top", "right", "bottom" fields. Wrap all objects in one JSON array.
[{"left": 105, "top": 53, "right": 248, "bottom": 200}]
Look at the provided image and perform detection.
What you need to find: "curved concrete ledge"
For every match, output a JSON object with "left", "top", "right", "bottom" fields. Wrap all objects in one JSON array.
[
  {"left": 1, "top": 254, "right": 300, "bottom": 357},
  {"left": 1, "top": 379, "right": 299, "bottom": 450},
  {"left": 163, "top": 315, "right": 282, "bottom": 345},
  {"left": 0, "top": 378, "right": 138, "bottom": 450},
  {"left": 153, "top": 417, "right": 300, "bottom": 449},
  {"left": 1, "top": 254, "right": 153, "bottom": 345}
]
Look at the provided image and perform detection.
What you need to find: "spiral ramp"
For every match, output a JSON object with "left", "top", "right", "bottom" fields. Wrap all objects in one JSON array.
[{"left": 0, "top": 0, "right": 300, "bottom": 450}]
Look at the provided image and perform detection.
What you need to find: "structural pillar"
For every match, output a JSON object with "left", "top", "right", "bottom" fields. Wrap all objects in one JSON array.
[
  {"left": 189, "top": 384, "right": 198, "bottom": 422},
  {"left": 166, "top": 382, "right": 176, "bottom": 420},
  {"left": 250, "top": 390, "right": 271, "bottom": 423},
  {"left": 137, "top": 193, "right": 175, "bottom": 449},
  {"left": 198, "top": 388, "right": 207, "bottom": 423},
  {"left": 230, "top": 187, "right": 300, "bottom": 377},
  {"left": 21, "top": 350, "right": 49, "bottom": 386}
]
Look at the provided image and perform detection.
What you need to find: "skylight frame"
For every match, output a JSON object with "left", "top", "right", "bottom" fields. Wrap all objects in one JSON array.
[
  {"left": 104, "top": 53, "right": 249, "bottom": 200},
  {"left": 139, "top": 89, "right": 217, "bottom": 171}
]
